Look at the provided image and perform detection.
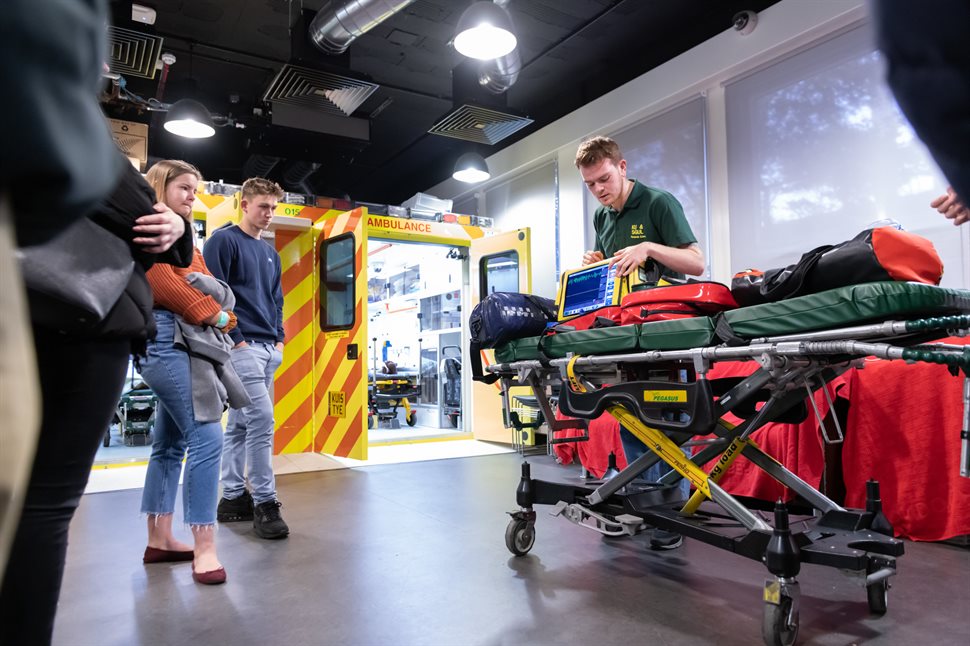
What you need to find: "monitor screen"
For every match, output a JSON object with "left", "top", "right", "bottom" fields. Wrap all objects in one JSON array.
[{"left": 560, "top": 263, "right": 617, "bottom": 319}]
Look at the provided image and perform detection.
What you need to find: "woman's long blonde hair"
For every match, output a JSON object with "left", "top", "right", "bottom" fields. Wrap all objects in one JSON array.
[{"left": 144, "top": 159, "right": 203, "bottom": 207}]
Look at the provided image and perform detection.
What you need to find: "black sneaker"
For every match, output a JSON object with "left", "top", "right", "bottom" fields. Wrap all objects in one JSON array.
[
  {"left": 217, "top": 490, "right": 254, "bottom": 522},
  {"left": 649, "top": 528, "right": 683, "bottom": 550},
  {"left": 253, "top": 500, "right": 289, "bottom": 539}
]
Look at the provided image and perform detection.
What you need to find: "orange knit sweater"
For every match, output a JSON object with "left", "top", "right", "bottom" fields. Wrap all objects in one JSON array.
[{"left": 146, "top": 249, "right": 223, "bottom": 326}]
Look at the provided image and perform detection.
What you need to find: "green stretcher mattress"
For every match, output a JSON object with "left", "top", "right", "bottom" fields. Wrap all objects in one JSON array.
[{"left": 492, "top": 282, "right": 970, "bottom": 363}]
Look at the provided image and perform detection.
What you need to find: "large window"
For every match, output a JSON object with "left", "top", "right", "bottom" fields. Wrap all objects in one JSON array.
[
  {"left": 585, "top": 97, "right": 710, "bottom": 276},
  {"left": 320, "top": 234, "right": 356, "bottom": 330},
  {"left": 726, "top": 26, "right": 965, "bottom": 287}
]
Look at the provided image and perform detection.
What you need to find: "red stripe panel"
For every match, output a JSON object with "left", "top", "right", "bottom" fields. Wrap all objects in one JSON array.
[
  {"left": 283, "top": 299, "right": 314, "bottom": 342},
  {"left": 335, "top": 408, "right": 364, "bottom": 457},
  {"left": 281, "top": 249, "right": 313, "bottom": 294},
  {"left": 275, "top": 398, "right": 313, "bottom": 452},
  {"left": 275, "top": 348, "right": 311, "bottom": 403}
]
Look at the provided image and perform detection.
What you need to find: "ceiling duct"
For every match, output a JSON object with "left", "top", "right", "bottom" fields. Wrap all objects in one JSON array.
[
  {"left": 428, "top": 104, "right": 532, "bottom": 145},
  {"left": 478, "top": 0, "right": 519, "bottom": 94},
  {"left": 479, "top": 47, "right": 521, "bottom": 94},
  {"left": 263, "top": 64, "right": 379, "bottom": 117},
  {"left": 281, "top": 160, "right": 322, "bottom": 194},
  {"left": 309, "top": 0, "right": 417, "bottom": 55},
  {"left": 107, "top": 26, "right": 163, "bottom": 79},
  {"left": 429, "top": 58, "right": 532, "bottom": 145},
  {"left": 242, "top": 154, "right": 281, "bottom": 179}
]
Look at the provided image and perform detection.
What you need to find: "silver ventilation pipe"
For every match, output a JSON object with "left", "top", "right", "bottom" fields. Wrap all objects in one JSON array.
[
  {"left": 478, "top": 0, "right": 520, "bottom": 94},
  {"left": 479, "top": 47, "right": 520, "bottom": 94},
  {"left": 282, "top": 161, "right": 322, "bottom": 194},
  {"left": 309, "top": 0, "right": 416, "bottom": 55}
]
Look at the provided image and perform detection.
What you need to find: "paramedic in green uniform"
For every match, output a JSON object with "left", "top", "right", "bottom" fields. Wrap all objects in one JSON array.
[
  {"left": 578, "top": 135, "right": 704, "bottom": 277},
  {"left": 576, "top": 135, "right": 705, "bottom": 550}
]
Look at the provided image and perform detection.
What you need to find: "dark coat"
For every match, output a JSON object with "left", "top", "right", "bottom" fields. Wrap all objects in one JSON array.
[{"left": 45, "top": 161, "right": 194, "bottom": 345}]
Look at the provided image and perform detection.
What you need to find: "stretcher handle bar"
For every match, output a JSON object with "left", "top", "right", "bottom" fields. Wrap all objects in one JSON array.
[
  {"left": 962, "top": 377, "right": 969, "bottom": 479},
  {"left": 899, "top": 346, "right": 970, "bottom": 367},
  {"left": 755, "top": 315, "right": 970, "bottom": 345},
  {"left": 753, "top": 320, "right": 912, "bottom": 344},
  {"left": 547, "top": 342, "right": 825, "bottom": 367}
]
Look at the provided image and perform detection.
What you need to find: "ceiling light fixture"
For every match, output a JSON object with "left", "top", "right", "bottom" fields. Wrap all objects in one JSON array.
[
  {"left": 452, "top": 152, "right": 490, "bottom": 183},
  {"left": 163, "top": 98, "right": 216, "bottom": 139},
  {"left": 454, "top": 1, "right": 517, "bottom": 60}
]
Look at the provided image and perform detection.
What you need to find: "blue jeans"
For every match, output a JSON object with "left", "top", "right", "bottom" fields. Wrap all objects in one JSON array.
[
  {"left": 619, "top": 425, "right": 691, "bottom": 498},
  {"left": 223, "top": 341, "right": 283, "bottom": 504},
  {"left": 139, "top": 311, "right": 224, "bottom": 526}
]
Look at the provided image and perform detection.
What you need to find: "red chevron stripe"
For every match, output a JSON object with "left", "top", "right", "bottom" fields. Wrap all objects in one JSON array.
[
  {"left": 274, "top": 348, "right": 311, "bottom": 403},
  {"left": 283, "top": 299, "right": 314, "bottom": 342},
  {"left": 281, "top": 249, "right": 313, "bottom": 294},
  {"left": 335, "top": 407, "right": 364, "bottom": 457},
  {"left": 275, "top": 397, "right": 313, "bottom": 451}
]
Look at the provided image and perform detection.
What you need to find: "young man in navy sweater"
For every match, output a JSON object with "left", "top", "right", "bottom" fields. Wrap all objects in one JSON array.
[{"left": 204, "top": 177, "right": 289, "bottom": 539}]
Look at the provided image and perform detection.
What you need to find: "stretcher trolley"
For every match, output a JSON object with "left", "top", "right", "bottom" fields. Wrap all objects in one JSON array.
[
  {"left": 484, "top": 282, "right": 970, "bottom": 646},
  {"left": 368, "top": 369, "right": 420, "bottom": 429}
]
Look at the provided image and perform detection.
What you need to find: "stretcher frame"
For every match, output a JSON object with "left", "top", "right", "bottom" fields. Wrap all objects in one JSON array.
[{"left": 487, "top": 312, "right": 970, "bottom": 646}]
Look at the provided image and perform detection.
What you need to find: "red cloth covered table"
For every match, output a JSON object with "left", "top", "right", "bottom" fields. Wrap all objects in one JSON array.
[{"left": 838, "top": 339, "right": 970, "bottom": 541}]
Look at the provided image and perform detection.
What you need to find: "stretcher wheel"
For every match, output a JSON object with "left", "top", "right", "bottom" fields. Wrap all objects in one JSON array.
[
  {"left": 103, "top": 428, "right": 111, "bottom": 448},
  {"left": 762, "top": 595, "right": 798, "bottom": 646},
  {"left": 448, "top": 413, "right": 459, "bottom": 428},
  {"left": 867, "top": 579, "right": 889, "bottom": 615},
  {"left": 367, "top": 416, "right": 374, "bottom": 430},
  {"left": 406, "top": 411, "right": 417, "bottom": 426},
  {"left": 505, "top": 518, "right": 535, "bottom": 556}
]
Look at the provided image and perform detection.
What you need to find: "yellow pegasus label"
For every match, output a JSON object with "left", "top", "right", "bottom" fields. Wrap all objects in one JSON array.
[{"left": 643, "top": 390, "right": 687, "bottom": 403}]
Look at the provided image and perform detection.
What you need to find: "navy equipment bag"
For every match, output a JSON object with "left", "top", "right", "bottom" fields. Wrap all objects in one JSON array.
[{"left": 469, "top": 292, "right": 556, "bottom": 383}]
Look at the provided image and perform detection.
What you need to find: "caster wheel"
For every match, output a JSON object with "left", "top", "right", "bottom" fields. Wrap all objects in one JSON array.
[
  {"left": 867, "top": 578, "right": 889, "bottom": 615},
  {"left": 406, "top": 412, "right": 417, "bottom": 426},
  {"left": 505, "top": 518, "right": 535, "bottom": 556},
  {"left": 367, "top": 416, "right": 374, "bottom": 429},
  {"left": 762, "top": 595, "right": 798, "bottom": 646},
  {"left": 103, "top": 429, "right": 111, "bottom": 448},
  {"left": 449, "top": 413, "right": 459, "bottom": 428}
]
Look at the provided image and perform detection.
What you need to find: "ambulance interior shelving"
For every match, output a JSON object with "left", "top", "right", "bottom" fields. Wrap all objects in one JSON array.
[{"left": 366, "top": 240, "right": 465, "bottom": 441}]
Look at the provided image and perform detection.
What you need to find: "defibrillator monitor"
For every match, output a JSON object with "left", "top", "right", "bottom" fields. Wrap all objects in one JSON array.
[{"left": 557, "top": 260, "right": 620, "bottom": 320}]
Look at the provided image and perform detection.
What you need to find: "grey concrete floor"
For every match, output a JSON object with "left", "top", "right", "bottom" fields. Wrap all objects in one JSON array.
[{"left": 55, "top": 453, "right": 970, "bottom": 646}]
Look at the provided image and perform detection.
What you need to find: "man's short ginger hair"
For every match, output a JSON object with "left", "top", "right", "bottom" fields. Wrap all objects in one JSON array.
[
  {"left": 574, "top": 136, "right": 623, "bottom": 168},
  {"left": 241, "top": 177, "right": 284, "bottom": 202}
]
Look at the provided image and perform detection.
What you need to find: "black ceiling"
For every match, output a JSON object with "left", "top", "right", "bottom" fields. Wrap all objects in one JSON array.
[{"left": 105, "top": 0, "right": 780, "bottom": 205}]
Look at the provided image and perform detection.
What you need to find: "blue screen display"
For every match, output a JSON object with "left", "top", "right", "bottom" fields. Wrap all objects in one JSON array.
[{"left": 561, "top": 263, "right": 617, "bottom": 318}]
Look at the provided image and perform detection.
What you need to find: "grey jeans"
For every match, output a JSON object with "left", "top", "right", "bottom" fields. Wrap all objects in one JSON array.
[{"left": 222, "top": 342, "right": 283, "bottom": 504}]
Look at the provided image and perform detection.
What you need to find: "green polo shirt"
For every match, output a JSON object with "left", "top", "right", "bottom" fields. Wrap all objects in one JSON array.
[{"left": 593, "top": 180, "right": 697, "bottom": 279}]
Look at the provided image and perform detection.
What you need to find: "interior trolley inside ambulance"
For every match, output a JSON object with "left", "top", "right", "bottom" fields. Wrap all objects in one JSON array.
[{"left": 95, "top": 182, "right": 532, "bottom": 466}]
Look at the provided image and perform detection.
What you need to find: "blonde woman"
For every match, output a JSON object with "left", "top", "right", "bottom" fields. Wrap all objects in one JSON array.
[{"left": 139, "top": 160, "right": 240, "bottom": 584}]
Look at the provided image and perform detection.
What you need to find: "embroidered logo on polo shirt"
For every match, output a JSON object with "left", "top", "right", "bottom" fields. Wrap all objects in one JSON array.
[{"left": 631, "top": 223, "right": 645, "bottom": 239}]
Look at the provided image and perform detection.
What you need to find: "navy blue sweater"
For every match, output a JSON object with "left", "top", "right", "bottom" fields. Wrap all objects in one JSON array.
[{"left": 203, "top": 224, "right": 284, "bottom": 346}]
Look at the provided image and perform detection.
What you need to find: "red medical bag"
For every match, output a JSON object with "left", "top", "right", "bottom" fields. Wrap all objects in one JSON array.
[
  {"left": 554, "top": 306, "right": 623, "bottom": 332},
  {"left": 619, "top": 282, "right": 738, "bottom": 324}
]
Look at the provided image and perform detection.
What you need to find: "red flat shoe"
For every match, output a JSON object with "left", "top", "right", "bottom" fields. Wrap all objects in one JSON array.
[
  {"left": 192, "top": 565, "right": 227, "bottom": 585},
  {"left": 143, "top": 546, "right": 194, "bottom": 564}
]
